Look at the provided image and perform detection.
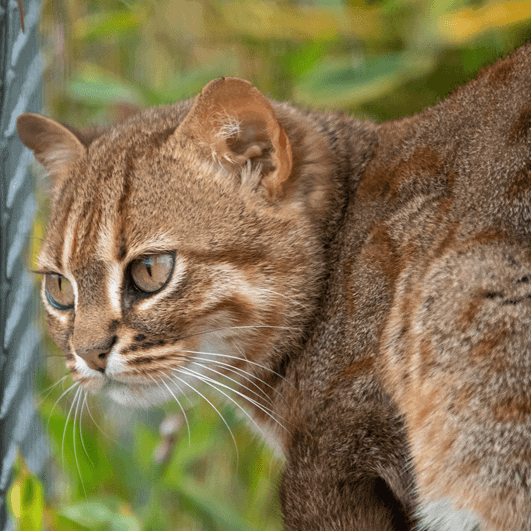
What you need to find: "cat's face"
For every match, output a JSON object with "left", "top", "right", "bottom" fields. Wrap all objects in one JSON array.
[{"left": 20, "top": 79, "right": 331, "bottom": 409}]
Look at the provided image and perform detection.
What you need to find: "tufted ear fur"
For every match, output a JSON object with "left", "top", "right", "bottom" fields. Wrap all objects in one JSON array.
[
  {"left": 178, "top": 77, "right": 293, "bottom": 199},
  {"left": 16, "top": 113, "right": 86, "bottom": 187}
]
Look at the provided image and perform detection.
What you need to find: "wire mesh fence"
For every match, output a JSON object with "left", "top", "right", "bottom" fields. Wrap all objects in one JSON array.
[{"left": 0, "top": 0, "right": 48, "bottom": 529}]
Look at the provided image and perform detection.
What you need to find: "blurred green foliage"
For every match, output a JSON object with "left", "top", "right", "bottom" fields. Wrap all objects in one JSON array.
[
  {"left": 40, "top": 0, "right": 531, "bottom": 126},
  {"left": 12, "top": 0, "right": 531, "bottom": 529}
]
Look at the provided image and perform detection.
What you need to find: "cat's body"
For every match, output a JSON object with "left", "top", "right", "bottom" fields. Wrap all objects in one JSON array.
[{"left": 18, "top": 44, "right": 531, "bottom": 530}]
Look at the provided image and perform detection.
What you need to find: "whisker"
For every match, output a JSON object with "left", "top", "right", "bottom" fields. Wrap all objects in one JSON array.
[
  {"left": 192, "top": 365, "right": 286, "bottom": 432},
  {"left": 73, "top": 389, "right": 88, "bottom": 501},
  {"left": 164, "top": 373, "right": 195, "bottom": 408},
  {"left": 190, "top": 355, "right": 286, "bottom": 404},
  {"left": 85, "top": 397, "right": 128, "bottom": 451},
  {"left": 175, "top": 367, "right": 268, "bottom": 445},
  {"left": 178, "top": 366, "right": 288, "bottom": 433},
  {"left": 175, "top": 325, "right": 302, "bottom": 344},
  {"left": 190, "top": 360, "right": 273, "bottom": 407},
  {"left": 182, "top": 350, "right": 295, "bottom": 389},
  {"left": 165, "top": 371, "right": 239, "bottom": 466},
  {"left": 47, "top": 381, "right": 78, "bottom": 437},
  {"left": 36, "top": 374, "right": 69, "bottom": 407},
  {"left": 79, "top": 392, "right": 94, "bottom": 467},
  {"left": 62, "top": 387, "right": 81, "bottom": 492},
  {"left": 149, "top": 373, "right": 191, "bottom": 447}
]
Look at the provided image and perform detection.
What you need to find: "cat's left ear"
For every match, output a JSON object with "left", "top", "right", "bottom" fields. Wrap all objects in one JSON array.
[
  {"left": 16, "top": 113, "right": 86, "bottom": 187},
  {"left": 178, "top": 77, "right": 293, "bottom": 198}
]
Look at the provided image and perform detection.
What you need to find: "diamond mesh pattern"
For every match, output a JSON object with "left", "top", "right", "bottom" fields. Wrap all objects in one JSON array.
[{"left": 0, "top": 1, "right": 48, "bottom": 529}]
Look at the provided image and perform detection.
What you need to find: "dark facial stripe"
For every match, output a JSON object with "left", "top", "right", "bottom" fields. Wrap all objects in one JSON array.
[
  {"left": 71, "top": 196, "right": 102, "bottom": 263},
  {"left": 53, "top": 193, "right": 75, "bottom": 271},
  {"left": 127, "top": 354, "right": 173, "bottom": 365},
  {"left": 115, "top": 152, "right": 133, "bottom": 261},
  {"left": 122, "top": 338, "right": 168, "bottom": 354}
]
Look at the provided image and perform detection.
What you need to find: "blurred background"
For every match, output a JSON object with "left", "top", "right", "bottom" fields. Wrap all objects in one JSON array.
[{"left": 8, "top": 0, "right": 531, "bottom": 529}]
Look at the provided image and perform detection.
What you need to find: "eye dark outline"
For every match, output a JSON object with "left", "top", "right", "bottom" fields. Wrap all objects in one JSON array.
[
  {"left": 45, "top": 273, "right": 75, "bottom": 311},
  {"left": 128, "top": 252, "right": 175, "bottom": 297}
]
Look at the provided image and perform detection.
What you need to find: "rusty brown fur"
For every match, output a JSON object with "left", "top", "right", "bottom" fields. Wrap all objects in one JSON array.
[{"left": 17, "top": 45, "right": 531, "bottom": 530}]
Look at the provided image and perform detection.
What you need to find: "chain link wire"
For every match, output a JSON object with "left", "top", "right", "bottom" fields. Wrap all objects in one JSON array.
[{"left": 0, "top": 0, "right": 48, "bottom": 529}]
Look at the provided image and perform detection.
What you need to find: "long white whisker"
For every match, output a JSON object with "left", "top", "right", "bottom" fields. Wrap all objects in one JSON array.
[
  {"left": 190, "top": 363, "right": 285, "bottom": 430},
  {"left": 36, "top": 374, "right": 68, "bottom": 406},
  {"left": 178, "top": 367, "right": 288, "bottom": 433},
  {"left": 85, "top": 397, "right": 128, "bottom": 451},
  {"left": 190, "top": 360, "right": 273, "bottom": 406},
  {"left": 182, "top": 350, "right": 294, "bottom": 388},
  {"left": 168, "top": 375, "right": 194, "bottom": 408},
  {"left": 48, "top": 381, "right": 78, "bottom": 437},
  {"left": 167, "top": 371, "right": 239, "bottom": 466},
  {"left": 79, "top": 392, "right": 94, "bottom": 467},
  {"left": 189, "top": 355, "right": 286, "bottom": 404},
  {"left": 73, "top": 389, "right": 88, "bottom": 500},
  {"left": 176, "top": 367, "right": 268, "bottom": 437},
  {"left": 149, "top": 373, "right": 191, "bottom": 447},
  {"left": 62, "top": 386, "right": 81, "bottom": 492},
  {"left": 177, "top": 325, "right": 301, "bottom": 343}
]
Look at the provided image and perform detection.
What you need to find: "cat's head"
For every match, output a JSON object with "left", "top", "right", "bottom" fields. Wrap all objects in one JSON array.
[{"left": 19, "top": 78, "right": 333, "bottom": 408}]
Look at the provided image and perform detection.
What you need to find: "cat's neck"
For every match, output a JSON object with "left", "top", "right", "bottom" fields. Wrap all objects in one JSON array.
[{"left": 239, "top": 108, "right": 378, "bottom": 454}]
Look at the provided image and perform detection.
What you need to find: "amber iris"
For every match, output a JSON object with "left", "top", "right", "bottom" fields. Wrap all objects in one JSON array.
[
  {"left": 45, "top": 273, "right": 75, "bottom": 310},
  {"left": 130, "top": 253, "right": 174, "bottom": 293}
]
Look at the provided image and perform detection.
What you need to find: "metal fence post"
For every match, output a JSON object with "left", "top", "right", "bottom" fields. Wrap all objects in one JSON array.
[{"left": 0, "top": 0, "right": 48, "bottom": 529}]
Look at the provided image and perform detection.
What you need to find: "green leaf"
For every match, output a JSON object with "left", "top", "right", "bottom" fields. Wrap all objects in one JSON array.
[
  {"left": 279, "top": 41, "right": 332, "bottom": 79},
  {"left": 295, "top": 52, "right": 435, "bottom": 109},
  {"left": 8, "top": 465, "right": 44, "bottom": 531},
  {"left": 144, "top": 67, "right": 227, "bottom": 106},
  {"left": 60, "top": 500, "right": 142, "bottom": 531},
  {"left": 51, "top": 513, "right": 92, "bottom": 531},
  {"left": 177, "top": 478, "right": 257, "bottom": 531},
  {"left": 68, "top": 78, "right": 143, "bottom": 106},
  {"left": 74, "top": 12, "right": 142, "bottom": 41}
]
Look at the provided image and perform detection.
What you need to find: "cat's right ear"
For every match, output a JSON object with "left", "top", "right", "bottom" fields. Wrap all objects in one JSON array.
[{"left": 16, "top": 113, "right": 86, "bottom": 186}]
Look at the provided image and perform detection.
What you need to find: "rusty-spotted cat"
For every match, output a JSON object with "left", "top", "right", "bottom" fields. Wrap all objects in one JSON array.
[{"left": 18, "top": 43, "right": 531, "bottom": 530}]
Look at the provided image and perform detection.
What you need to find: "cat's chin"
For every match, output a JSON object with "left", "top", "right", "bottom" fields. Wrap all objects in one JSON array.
[{"left": 103, "top": 379, "right": 172, "bottom": 409}]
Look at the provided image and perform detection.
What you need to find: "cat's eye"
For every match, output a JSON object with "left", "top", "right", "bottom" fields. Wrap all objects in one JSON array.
[
  {"left": 45, "top": 273, "right": 75, "bottom": 310},
  {"left": 130, "top": 253, "right": 174, "bottom": 294}
]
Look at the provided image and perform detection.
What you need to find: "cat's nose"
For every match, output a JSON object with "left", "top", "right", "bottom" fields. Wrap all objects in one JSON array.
[{"left": 75, "top": 336, "right": 117, "bottom": 373}]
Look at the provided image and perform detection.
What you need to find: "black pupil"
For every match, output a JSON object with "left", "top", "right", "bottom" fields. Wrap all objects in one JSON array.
[{"left": 143, "top": 258, "right": 153, "bottom": 277}]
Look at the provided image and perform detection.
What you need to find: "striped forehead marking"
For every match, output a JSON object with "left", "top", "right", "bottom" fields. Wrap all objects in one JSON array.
[
  {"left": 61, "top": 217, "right": 76, "bottom": 276},
  {"left": 107, "top": 261, "right": 123, "bottom": 317},
  {"left": 91, "top": 209, "right": 123, "bottom": 318}
]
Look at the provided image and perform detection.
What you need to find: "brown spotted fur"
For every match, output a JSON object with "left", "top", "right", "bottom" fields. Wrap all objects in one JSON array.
[{"left": 18, "top": 44, "right": 531, "bottom": 530}]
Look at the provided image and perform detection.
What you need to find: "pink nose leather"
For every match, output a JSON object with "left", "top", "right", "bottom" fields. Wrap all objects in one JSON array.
[{"left": 75, "top": 336, "right": 116, "bottom": 373}]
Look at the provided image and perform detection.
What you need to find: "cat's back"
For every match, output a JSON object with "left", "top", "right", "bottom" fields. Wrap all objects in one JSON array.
[{"left": 346, "top": 42, "right": 531, "bottom": 530}]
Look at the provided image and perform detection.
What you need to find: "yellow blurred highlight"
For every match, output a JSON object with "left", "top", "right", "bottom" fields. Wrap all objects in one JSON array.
[
  {"left": 439, "top": 1, "right": 531, "bottom": 44},
  {"left": 7, "top": 454, "right": 44, "bottom": 531},
  {"left": 218, "top": 1, "right": 383, "bottom": 41}
]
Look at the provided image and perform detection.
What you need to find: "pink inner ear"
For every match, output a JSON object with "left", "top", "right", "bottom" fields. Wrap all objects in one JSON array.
[
  {"left": 179, "top": 77, "right": 293, "bottom": 197},
  {"left": 265, "top": 123, "right": 292, "bottom": 196}
]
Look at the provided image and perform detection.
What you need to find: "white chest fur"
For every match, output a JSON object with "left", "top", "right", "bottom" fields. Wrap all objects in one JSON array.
[{"left": 417, "top": 499, "right": 480, "bottom": 531}]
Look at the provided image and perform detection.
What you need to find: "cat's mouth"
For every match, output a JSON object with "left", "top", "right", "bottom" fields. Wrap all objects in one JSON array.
[
  {"left": 101, "top": 374, "right": 175, "bottom": 408},
  {"left": 103, "top": 375, "right": 152, "bottom": 389},
  {"left": 102, "top": 378, "right": 157, "bottom": 407}
]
